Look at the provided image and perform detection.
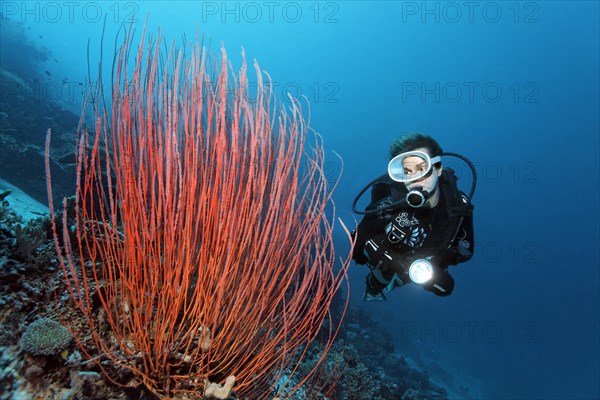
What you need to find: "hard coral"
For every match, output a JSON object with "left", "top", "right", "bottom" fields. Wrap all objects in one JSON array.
[{"left": 19, "top": 318, "right": 72, "bottom": 356}]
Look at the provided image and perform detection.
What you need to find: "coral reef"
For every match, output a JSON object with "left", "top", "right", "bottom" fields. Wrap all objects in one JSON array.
[
  {"left": 0, "top": 16, "right": 78, "bottom": 204},
  {"left": 308, "top": 307, "right": 449, "bottom": 399},
  {"left": 0, "top": 193, "right": 454, "bottom": 399},
  {"left": 0, "top": 198, "right": 151, "bottom": 399},
  {"left": 19, "top": 318, "right": 72, "bottom": 356},
  {"left": 14, "top": 219, "right": 48, "bottom": 264}
]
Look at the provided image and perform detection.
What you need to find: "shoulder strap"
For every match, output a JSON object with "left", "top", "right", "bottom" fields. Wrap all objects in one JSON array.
[
  {"left": 439, "top": 168, "right": 474, "bottom": 250},
  {"left": 440, "top": 168, "right": 473, "bottom": 218}
]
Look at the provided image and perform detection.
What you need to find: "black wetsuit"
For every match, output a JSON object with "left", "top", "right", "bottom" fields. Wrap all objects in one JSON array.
[{"left": 353, "top": 170, "right": 474, "bottom": 296}]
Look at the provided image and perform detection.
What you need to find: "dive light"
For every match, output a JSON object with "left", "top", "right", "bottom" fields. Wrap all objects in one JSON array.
[{"left": 408, "top": 258, "right": 434, "bottom": 284}]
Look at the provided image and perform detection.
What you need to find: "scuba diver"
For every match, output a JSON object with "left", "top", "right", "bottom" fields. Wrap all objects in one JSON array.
[{"left": 352, "top": 133, "right": 476, "bottom": 301}]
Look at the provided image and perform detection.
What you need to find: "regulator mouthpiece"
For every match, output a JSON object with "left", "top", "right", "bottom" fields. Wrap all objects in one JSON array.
[{"left": 406, "top": 187, "right": 429, "bottom": 208}]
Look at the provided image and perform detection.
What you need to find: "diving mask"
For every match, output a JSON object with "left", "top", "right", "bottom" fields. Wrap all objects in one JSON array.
[{"left": 388, "top": 151, "right": 441, "bottom": 183}]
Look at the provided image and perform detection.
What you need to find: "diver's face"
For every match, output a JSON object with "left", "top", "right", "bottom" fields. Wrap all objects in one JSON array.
[{"left": 403, "top": 148, "right": 442, "bottom": 193}]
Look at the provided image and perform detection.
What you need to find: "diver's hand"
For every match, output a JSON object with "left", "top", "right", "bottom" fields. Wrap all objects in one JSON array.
[
  {"left": 351, "top": 228, "right": 368, "bottom": 265},
  {"left": 353, "top": 252, "right": 369, "bottom": 265}
]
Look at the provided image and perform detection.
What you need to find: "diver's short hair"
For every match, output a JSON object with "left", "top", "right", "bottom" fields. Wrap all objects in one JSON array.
[{"left": 389, "top": 132, "right": 443, "bottom": 161}]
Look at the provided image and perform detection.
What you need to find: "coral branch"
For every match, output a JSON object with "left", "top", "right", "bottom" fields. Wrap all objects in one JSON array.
[{"left": 45, "top": 26, "right": 352, "bottom": 399}]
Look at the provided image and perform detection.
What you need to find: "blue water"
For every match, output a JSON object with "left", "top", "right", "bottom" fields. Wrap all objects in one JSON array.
[{"left": 4, "top": 1, "right": 598, "bottom": 399}]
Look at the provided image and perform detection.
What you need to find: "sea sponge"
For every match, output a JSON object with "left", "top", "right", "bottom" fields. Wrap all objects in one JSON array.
[
  {"left": 204, "top": 375, "right": 236, "bottom": 399},
  {"left": 19, "top": 318, "right": 72, "bottom": 356}
]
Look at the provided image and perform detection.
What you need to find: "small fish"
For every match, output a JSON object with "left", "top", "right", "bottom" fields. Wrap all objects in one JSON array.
[
  {"left": 39, "top": 35, "right": 43, "bottom": 39},
  {"left": 44, "top": 71, "right": 51, "bottom": 77},
  {"left": 0, "top": 190, "right": 12, "bottom": 202}
]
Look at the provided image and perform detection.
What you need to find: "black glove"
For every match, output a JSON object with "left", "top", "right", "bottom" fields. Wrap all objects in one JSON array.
[{"left": 353, "top": 251, "right": 369, "bottom": 265}]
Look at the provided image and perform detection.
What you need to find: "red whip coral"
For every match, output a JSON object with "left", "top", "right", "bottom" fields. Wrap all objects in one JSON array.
[{"left": 45, "top": 28, "right": 352, "bottom": 399}]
